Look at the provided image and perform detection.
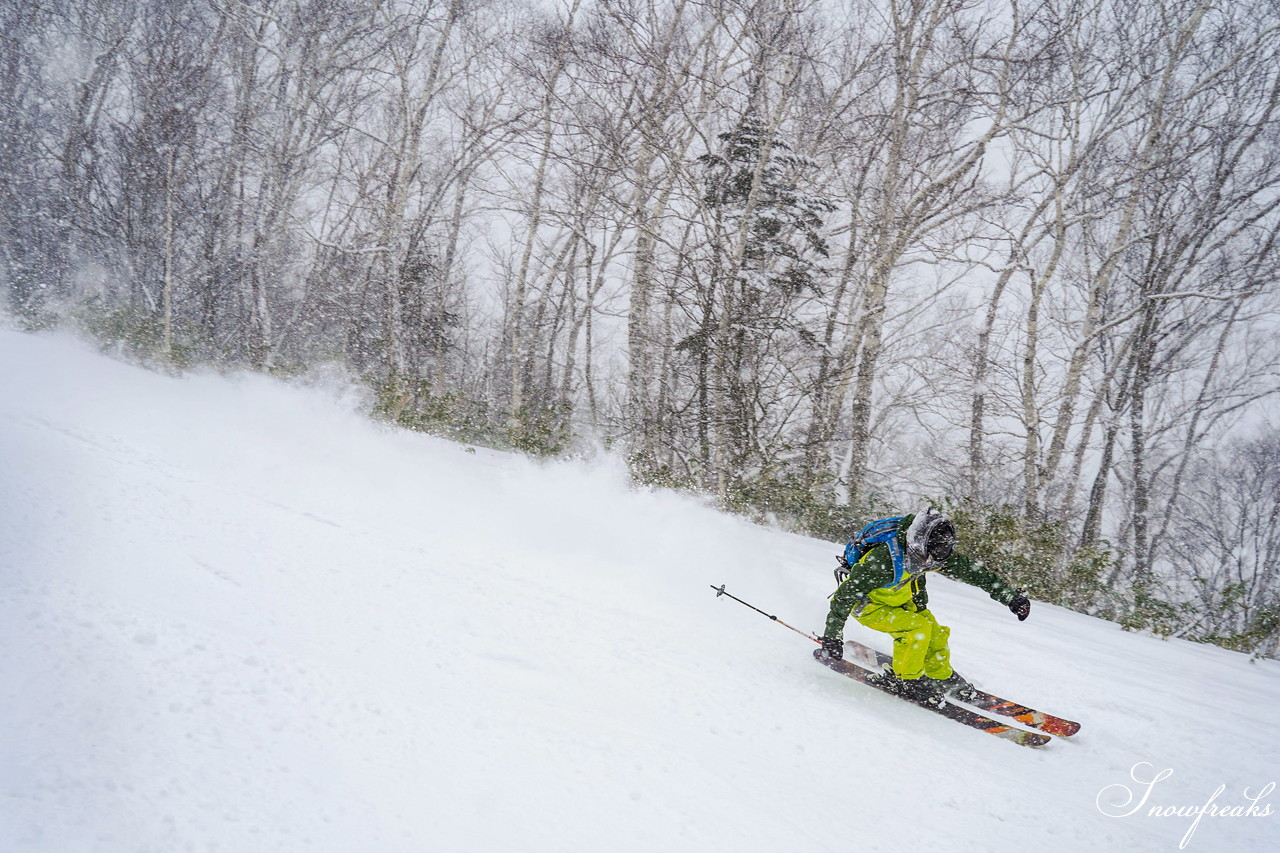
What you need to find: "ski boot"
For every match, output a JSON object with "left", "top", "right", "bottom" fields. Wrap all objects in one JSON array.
[
  {"left": 894, "top": 675, "right": 947, "bottom": 707},
  {"left": 868, "top": 663, "right": 945, "bottom": 707},
  {"left": 934, "top": 671, "right": 978, "bottom": 703}
]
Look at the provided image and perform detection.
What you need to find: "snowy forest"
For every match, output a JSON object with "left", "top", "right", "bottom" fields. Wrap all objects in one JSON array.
[{"left": 2, "top": 0, "right": 1278, "bottom": 656}]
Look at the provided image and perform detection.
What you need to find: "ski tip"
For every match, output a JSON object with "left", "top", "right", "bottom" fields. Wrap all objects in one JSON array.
[
  {"left": 975, "top": 723, "right": 1051, "bottom": 748},
  {"left": 973, "top": 720, "right": 1053, "bottom": 748},
  {"left": 1042, "top": 718, "right": 1082, "bottom": 737},
  {"left": 1018, "top": 731, "right": 1053, "bottom": 748}
]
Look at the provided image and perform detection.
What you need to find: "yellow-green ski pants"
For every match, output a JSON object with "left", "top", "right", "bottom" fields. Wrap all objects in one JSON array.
[{"left": 856, "top": 605, "right": 953, "bottom": 680}]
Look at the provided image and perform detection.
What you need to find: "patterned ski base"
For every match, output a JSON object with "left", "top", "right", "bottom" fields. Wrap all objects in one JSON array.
[
  {"left": 817, "top": 654, "right": 1052, "bottom": 749},
  {"left": 844, "top": 639, "right": 1081, "bottom": 738}
]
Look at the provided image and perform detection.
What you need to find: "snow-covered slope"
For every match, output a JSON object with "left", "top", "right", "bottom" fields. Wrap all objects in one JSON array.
[{"left": 1, "top": 328, "right": 1276, "bottom": 853}]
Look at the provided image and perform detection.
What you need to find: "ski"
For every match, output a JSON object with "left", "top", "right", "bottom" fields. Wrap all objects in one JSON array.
[
  {"left": 844, "top": 639, "right": 1081, "bottom": 738},
  {"left": 816, "top": 652, "right": 1051, "bottom": 748}
]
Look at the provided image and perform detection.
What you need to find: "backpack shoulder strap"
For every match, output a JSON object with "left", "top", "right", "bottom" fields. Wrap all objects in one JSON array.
[{"left": 883, "top": 534, "right": 907, "bottom": 586}]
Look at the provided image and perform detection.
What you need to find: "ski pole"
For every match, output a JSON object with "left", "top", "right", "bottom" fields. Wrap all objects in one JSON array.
[{"left": 709, "top": 584, "right": 820, "bottom": 644}]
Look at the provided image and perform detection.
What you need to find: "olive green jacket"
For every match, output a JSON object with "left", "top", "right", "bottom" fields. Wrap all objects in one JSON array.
[{"left": 823, "top": 514, "right": 1019, "bottom": 640}]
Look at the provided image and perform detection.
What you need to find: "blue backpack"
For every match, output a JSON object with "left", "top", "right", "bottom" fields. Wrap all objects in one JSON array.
[{"left": 836, "top": 516, "right": 908, "bottom": 586}]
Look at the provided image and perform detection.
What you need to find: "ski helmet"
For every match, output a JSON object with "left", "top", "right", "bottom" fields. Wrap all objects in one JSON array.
[{"left": 906, "top": 506, "right": 956, "bottom": 564}]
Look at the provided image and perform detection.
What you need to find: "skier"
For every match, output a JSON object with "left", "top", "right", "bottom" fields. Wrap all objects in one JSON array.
[{"left": 814, "top": 507, "right": 1031, "bottom": 706}]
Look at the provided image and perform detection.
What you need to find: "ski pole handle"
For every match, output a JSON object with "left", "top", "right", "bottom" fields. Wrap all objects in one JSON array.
[{"left": 710, "top": 584, "right": 821, "bottom": 644}]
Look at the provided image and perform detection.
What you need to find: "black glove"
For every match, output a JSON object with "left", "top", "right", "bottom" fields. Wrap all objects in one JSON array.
[
  {"left": 834, "top": 555, "right": 850, "bottom": 585},
  {"left": 1009, "top": 590, "right": 1031, "bottom": 621},
  {"left": 813, "top": 636, "right": 843, "bottom": 661}
]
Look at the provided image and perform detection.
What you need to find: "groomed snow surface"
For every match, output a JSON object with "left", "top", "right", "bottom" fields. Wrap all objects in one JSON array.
[{"left": 1, "top": 327, "right": 1276, "bottom": 853}]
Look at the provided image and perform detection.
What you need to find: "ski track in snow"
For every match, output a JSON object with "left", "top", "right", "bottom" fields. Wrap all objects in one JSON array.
[{"left": 1, "top": 328, "right": 1277, "bottom": 852}]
